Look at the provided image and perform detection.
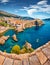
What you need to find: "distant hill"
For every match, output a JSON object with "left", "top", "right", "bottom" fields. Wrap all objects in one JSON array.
[
  {"left": 43, "top": 18, "right": 50, "bottom": 21},
  {"left": 20, "top": 16, "right": 34, "bottom": 20},
  {"left": 0, "top": 10, "right": 34, "bottom": 20},
  {"left": 0, "top": 10, "right": 21, "bottom": 18}
]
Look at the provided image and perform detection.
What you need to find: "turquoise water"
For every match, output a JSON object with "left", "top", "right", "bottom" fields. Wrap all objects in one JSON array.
[{"left": 0, "top": 20, "right": 50, "bottom": 53}]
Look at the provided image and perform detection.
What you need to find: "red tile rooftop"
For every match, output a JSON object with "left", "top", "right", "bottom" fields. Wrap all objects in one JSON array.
[{"left": 0, "top": 41, "right": 50, "bottom": 65}]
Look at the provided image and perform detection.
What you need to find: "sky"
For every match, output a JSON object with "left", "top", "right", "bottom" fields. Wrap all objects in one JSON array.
[{"left": 0, "top": 0, "right": 50, "bottom": 19}]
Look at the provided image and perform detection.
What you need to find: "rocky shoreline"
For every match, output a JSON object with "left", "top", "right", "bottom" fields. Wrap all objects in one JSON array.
[{"left": 15, "top": 19, "right": 44, "bottom": 32}]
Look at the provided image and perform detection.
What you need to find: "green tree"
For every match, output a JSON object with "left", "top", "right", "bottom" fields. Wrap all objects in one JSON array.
[{"left": 11, "top": 45, "right": 20, "bottom": 54}]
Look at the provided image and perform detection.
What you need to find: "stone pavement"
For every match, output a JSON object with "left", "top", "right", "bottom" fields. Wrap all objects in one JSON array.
[{"left": 0, "top": 41, "right": 50, "bottom": 65}]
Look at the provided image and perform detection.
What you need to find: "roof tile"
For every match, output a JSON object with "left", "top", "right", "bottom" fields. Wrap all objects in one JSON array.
[
  {"left": 42, "top": 46, "right": 50, "bottom": 60},
  {"left": 13, "top": 60, "right": 22, "bottom": 65},
  {"left": 29, "top": 55, "right": 41, "bottom": 65},
  {"left": 44, "top": 60, "right": 50, "bottom": 65},
  {"left": 0, "top": 55, "right": 5, "bottom": 65},
  {"left": 3, "top": 58, "right": 13, "bottom": 65},
  {"left": 36, "top": 50, "right": 47, "bottom": 65}
]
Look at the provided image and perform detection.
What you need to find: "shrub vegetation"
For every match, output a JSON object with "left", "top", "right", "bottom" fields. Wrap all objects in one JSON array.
[
  {"left": 0, "top": 22, "right": 8, "bottom": 27},
  {"left": 11, "top": 44, "right": 34, "bottom": 54}
]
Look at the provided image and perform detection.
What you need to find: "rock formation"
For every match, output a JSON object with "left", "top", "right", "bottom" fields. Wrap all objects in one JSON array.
[
  {"left": 0, "top": 38, "right": 5, "bottom": 45},
  {"left": 34, "top": 19, "right": 44, "bottom": 26},
  {"left": 24, "top": 41, "right": 32, "bottom": 49},
  {"left": 0, "top": 35, "right": 10, "bottom": 45},
  {"left": 1, "top": 35, "right": 10, "bottom": 40},
  {"left": 12, "top": 34, "right": 18, "bottom": 41}
]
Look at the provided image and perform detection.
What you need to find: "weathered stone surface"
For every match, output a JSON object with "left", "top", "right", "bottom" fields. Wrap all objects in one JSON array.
[
  {"left": 13, "top": 60, "right": 22, "bottom": 65},
  {"left": 0, "top": 55, "right": 5, "bottom": 65},
  {"left": 22, "top": 58, "right": 29, "bottom": 65},
  {"left": 36, "top": 50, "right": 47, "bottom": 65},
  {"left": 44, "top": 60, "right": 50, "bottom": 65},
  {"left": 42, "top": 46, "right": 50, "bottom": 60},
  {"left": 29, "top": 55, "right": 40, "bottom": 65},
  {"left": 3, "top": 58, "right": 13, "bottom": 65}
]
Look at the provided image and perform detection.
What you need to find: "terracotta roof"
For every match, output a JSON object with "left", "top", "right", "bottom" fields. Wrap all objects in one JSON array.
[{"left": 0, "top": 41, "right": 50, "bottom": 65}]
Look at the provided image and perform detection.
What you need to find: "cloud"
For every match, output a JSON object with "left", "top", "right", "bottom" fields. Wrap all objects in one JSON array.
[
  {"left": 0, "top": 0, "right": 9, "bottom": 3},
  {"left": 27, "top": 9, "right": 37, "bottom": 15},
  {"left": 19, "top": 0, "right": 50, "bottom": 19},
  {"left": 37, "top": 0, "right": 47, "bottom": 5}
]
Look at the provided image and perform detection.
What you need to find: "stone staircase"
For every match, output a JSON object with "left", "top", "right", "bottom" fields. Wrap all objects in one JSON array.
[{"left": 0, "top": 41, "right": 50, "bottom": 65}]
